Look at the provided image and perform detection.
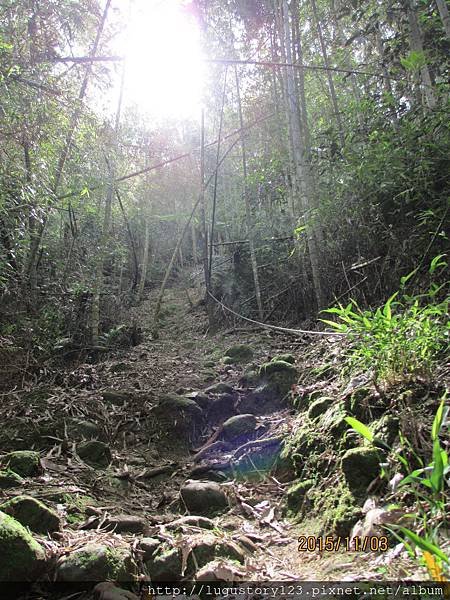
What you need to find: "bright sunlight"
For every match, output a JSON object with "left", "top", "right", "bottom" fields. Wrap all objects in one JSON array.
[{"left": 119, "top": 0, "right": 205, "bottom": 120}]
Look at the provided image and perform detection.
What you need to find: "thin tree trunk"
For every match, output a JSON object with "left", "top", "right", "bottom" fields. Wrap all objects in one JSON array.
[
  {"left": 310, "top": 0, "right": 344, "bottom": 147},
  {"left": 280, "top": 0, "right": 326, "bottom": 310},
  {"left": 405, "top": 0, "right": 436, "bottom": 109},
  {"left": 138, "top": 220, "right": 150, "bottom": 300},
  {"left": 435, "top": 0, "right": 450, "bottom": 39},
  {"left": 234, "top": 66, "right": 264, "bottom": 320},
  {"left": 200, "top": 110, "right": 209, "bottom": 292},
  {"left": 24, "top": 0, "right": 112, "bottom": 291}
]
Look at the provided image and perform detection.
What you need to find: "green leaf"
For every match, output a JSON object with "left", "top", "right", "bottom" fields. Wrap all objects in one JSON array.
[
  {"left": 432, "top": 397, "right": 447, "bottom": 441},
  {"left": 429, "top": 438, "right": 444, "bottom": 493},
  {"left": 345, "top": 416, "right": 374, "bottom": 442},
  {"left": 399, "top": 528, "right": 449, "bottom": 563},
  {"left": 429, "top": 254, "right": 447, "bottom": 275}
]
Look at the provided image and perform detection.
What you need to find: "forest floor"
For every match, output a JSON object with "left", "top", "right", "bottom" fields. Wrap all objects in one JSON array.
[{"left": 0, "top": 282, "right": 433, "bottom": 599}]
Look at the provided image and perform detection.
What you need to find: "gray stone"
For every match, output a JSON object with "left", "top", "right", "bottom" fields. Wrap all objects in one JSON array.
[
  {"left": 56, "top": 543, "right": 136, "bottom": 582},
  {"left": 138, "top": 537, "right": 161, "bottom": 561},
  {"left": 180, "top": 481, "right": 228, "bottom": 515},
  {"left": 105, "top": 514, "right": 147, "bottom": 534},
  {"left": 167, "top": 515, "right": 215, "bottom": 530},
  {"left": 147, "top": 547, "right": 182, "bottom": 581},
  {"left": 0, "top": 511, "right": 46, "bottom": 581},
  {"left": 259, "top": 360, "right": 298, "bottom": 397},
  {"left": 77, "top": 440, "right": 112, "bottom": 468},
  {"left": 207, "top": 394, "right": 236, "bottom": 424},
  {"left": 222, "top": 414, "right": 257, "bottom": 442},
  {"left": 307, "top": 397, "right": 334, "bottom": 420},
  {"left": 0, "top": 495, "right": 61, "bottom": 534},
  {"left": 223, "top": 345, "right": 253, "bottom": 364}
]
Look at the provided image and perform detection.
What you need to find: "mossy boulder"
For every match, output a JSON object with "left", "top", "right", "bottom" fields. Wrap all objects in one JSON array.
[
  {"left": 153, "top": 395, "right": 204, "bottom": 440},
  {"left": 147, "top": 547, "right": 182, "bottom": 581},
  {"left": 271, "top": 354, "right": 295, "bottom": 364},
  {"left": 4, "top": 451, "right": 40, "bottom": 477},
  {"left": 56, "top": 543, "right": 136, "bottom": 582},
  {"left": 222, "top": 414, "right": 257, "bottom": 442},
  {"left": 206, "top": 394, "right": 236, "bottom": 424},
  {"left": 138, "top": 537, "right": 162, "bottom": 561},
  {"left": 0, "top": 511, "right": 46, "bottom": 581},
  {"left": 180, "top": 481, "right": 228, "bottom": 515},
  {"left": 239, "top": 368, "right": 260, "bottom": 388},
  {"left": 307, "top": 397, "right": 334, "bottom": 420},
  {"left": 205, "top": 382, "right": 233, "bottom": 395},
  {"left": 223, "top": 344, "right": 254, "bottom": 364},
  {"left": 186, "top": 534, "right": 245, "bottom": 572},
  {"left": 341, "top": 447, "right": 380, "bottom": 494},
  {"left": 0, "top": 496, "right": 61, "bottom": 534},
  {"left": 259, "top": 360, "right": 298, "bottom": 397},
  {"left": 286, "top": 479, "right": 314, "bottom": 514},
  {"left": 77, "top": 440, "right": 112, "bottom": 469},
  {"left": 0, "top": 469, "right": 24, "bottom": 489}
]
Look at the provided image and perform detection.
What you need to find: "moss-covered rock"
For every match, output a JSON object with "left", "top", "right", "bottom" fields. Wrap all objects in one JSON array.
[
  {"left": 223, "top": 356, "right": 234, "bottom": 365},
  {"left": 4, "top": 451, "right": 40, "bottom": 477},
  {"left": 0, "top": 511, "right": 46, "bottom": 581},
  {"left": 0, "top": 469, "right": 24, "bottom": 489},
  {"left": 56, "top": 543, "right": 136, "bottom": 582},
  {"left": 138, "top": 537, "right": 161, "bottom": 561},
  {"left": 205, "top": 382, "right": 233, "bottom": 395},
  {"left": 239, "top": 368, "right": 260, "bottom": 388},
  {"left": 147, "top": 547, "right": 182, "bottom": 581},
  {"left": 206, "top": 394, "right": 236, "bottom": 424},
  {"left": 286, "top": 479, "right": 314, "bottom": 514},
  {"left": 77, "top": 440, "right": 112, "bottom": 469},
  {"left": 224, "top": 344, "right": 253, "bottom": 364},
  {"left": 315, "top": 482, "right": 362, "bottom": 536},
  {"left": 341, "top": 447, "right": 380, "bottom": 494},
  {"left": 153, "top": 395, "right": 204, "bottom": 441},
  {"left": 0, "top": 496, "right": 61, "bottom": 534},
  {"left": 222, "top": 414, "right": 257, "bottom": 442},
  {"left": 307, "top": 397, "right": 334, "bottom": 420},
  {"left": 271, "top": 354, "right": 295, "bottom": 364},
  {"left": 186, "top": 391, "right": 211, "bottom": 409},
  {"left": 180, "top": 481, "right": 228, "bottom": 515},
  {"left": 259, "top": 360, "right": 298, "bottom": 397}
]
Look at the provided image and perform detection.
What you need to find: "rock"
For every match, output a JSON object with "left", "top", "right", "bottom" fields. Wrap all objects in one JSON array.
[
  {"left": 4, "top": 451, "right": 40, "bottom": 477},
  {"left": 138, "top": 537, "right": 161, "bottom": 561},
  {"left": 0, "top": 511, "right": 46, "bottom": 581},
  {"left": 205, "top": 382, "right": 233, "bottom": 395},
  {"left": 102, "top": 389, "right": 130, "bottom": 405},
  {"left": 186, "top": 391, "right": 211, "bottom": 409},
  {"left": 153, "top": 395, "right": 204, "bottom": 439},
  {"left": 341, "top": 447, "right": 380, "bottom": 494},
  {"left": 206, "top": 394, "right": 236, "bottom": 424},
  {"left": 372, "top": 415, "right": 400, "bottom": 448},
  {"left": 94, "top": 582, "right": 139, "bottom": 600},
  {"left": 223, "top": 345, "right": 253, "bottom": 364},
  {"left": 180, "top": 481, "right": 228, "bottom": 515},
  {"left": 0, "top": 496, "right": 61, "bottom": 534},
  {"left": 167, "top": 515, "right": 215, "bottom": 530},
  {"left": 271, "top": 353, "right": 295, "bottom": 364},
  {"left": 105, "top": 514, "right": 147, "bottom": 534},
  {"left": 286, "top": 479, "right": 314, "bottom": 514},
  {"left": 186, "top": 534, "right": 246, "bottom": 572},
  {"left": 238, "top": 383, "right": 280, "bottom": 414},
  {"left": 68, "top": 418, "right": 102, "bottom": 440},
  {"left": 77, "top": 440, "right": 112, "bottom": 468},
  {"left": 56, "top": 543, "right": 136, "bottom": 582},
  {"left": 307, "top": 397, "right": 334, "bottom": 420},
  {"left": 147, "top": 547, "right": 182, "bottom": 581},
  {"left": 239, "top": 369, "right": 260, "bottom": 388},
  {"left": 222, "top": 414, "right": 257, "bottom": 442},
  {"left": 259, "top": 360, "right": 298, "bottom": 397},
  {"left": 0, "top": 470, "right": 24, "bottom": 489},
  {"left": 223, "top": 356, "right": 234, "bottom": 365},
  {"left": 195, "top": 559, "right": 245, "bottom": 582}
]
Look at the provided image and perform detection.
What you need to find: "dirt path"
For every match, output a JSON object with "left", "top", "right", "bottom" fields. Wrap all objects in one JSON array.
[{"left": 0, "top": 284, "right": 419, "bottom": 597}]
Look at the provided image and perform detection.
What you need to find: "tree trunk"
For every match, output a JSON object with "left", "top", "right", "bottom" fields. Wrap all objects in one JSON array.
[
  {"left": 234, "top": 66, "right": 264, "bottom": 320},
  {"left": 435, "top": 0, "right": 450, "bottom": 39},
  {"left": 310, "top": 0, "right": 345, "bottom": 147},
  {"left": 138, "top": 219, "right": 150, "bottom": 300},
  {"left": 280, "top": 0, "right": 326, "bottom": 310},
  {"left": 405, "top": 0, "right": 436, "bottom": 109}
]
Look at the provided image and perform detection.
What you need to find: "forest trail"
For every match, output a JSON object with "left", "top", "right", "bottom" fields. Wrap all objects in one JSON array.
[{"left": 1, "top": 282, "right": 407, "bottom": 597}]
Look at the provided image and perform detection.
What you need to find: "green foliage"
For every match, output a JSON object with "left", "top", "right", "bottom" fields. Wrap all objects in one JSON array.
[{"left": 322, "top": 260, "right": 449, "bottom": 383}]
